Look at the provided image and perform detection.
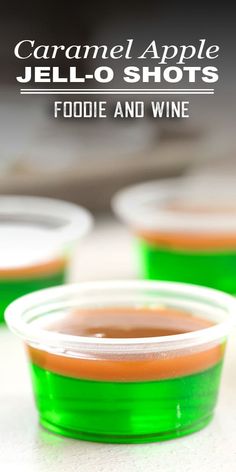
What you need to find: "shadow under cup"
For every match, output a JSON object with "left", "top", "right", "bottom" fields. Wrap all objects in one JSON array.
[
  {"left": 0, "top": 196, "right": 92, "bottom": 323},
  {"left": 112, "top": 178, "right": 236, "bottom": 294},
  {"left": 5, "top": 281, "right": 235, "bottom": 443}
]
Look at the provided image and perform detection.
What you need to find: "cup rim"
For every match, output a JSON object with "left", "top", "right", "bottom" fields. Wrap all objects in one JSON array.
[
  {"left": 112, "top": 178, "right": 236, "bottom": 234},
  {"left": 0, "top": 195, "right": 93, "bottom": 244},
  {"left": 4, "top": 280, "right": 236, "bottom": 354}
]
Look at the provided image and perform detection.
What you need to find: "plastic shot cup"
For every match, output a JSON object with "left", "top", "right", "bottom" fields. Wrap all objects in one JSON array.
[
  {"left": 5, "top": 280, "right": 234, "bottom": 443},
  {"left": 112, "top": 178, "right": 236, "bottom": 294},
  {"left": 0, "top": 196, "right": 92, "bottom": 323}
]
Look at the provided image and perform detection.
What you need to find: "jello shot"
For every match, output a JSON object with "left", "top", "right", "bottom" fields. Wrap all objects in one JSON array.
[
  {"left": 5, "top": 281, "right": 234, "bottom": 443},
  {"left": 0, "top": 196, "right": 92, "bottom": 322},
  {"left": 112, "top": 178, "right": 236, "bottom": 294}
]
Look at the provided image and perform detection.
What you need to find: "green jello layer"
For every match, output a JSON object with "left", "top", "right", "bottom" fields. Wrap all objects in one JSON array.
[
  {"left": 0, "top": 269, "right": 66, "bottom": 323},
  {"left": 30, "top": 361, "right": 223, "bottom": 443},
  {"left": 136, "top": 238, "right": 236, "bottom": 294}
]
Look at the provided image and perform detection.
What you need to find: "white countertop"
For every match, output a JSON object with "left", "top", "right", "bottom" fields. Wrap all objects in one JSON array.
[{"left": 0, "top": 218, "right": 236, "bottom": 471}]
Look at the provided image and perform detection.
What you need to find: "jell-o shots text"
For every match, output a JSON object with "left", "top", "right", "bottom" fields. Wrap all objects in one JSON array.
[
  {"left": 0, "top": 196, "right": 92, "bottom": 322},
  {"left": 113, "top": 178, "right": 236, "bottom": 294},
  {"left": 5, "top": 281, "right": 234, "bottom": 443}
]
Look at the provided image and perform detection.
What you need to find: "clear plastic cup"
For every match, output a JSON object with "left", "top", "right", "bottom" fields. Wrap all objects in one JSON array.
[
  {"left": 0, "top": 196, "right": 93, "bottom": 322},
  {"left": 5, "top": 280, "right": 235, "bottom": 443},
  {"left": 112, "top": 178, "right": 236, "bottom": 294}
]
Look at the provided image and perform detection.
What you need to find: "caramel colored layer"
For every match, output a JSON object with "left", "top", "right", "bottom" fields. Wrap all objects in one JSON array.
[
  {"left": 137, "top": 200, "right": 236, "bottom": 250},
  {"left": 40, "top": 307, "right": 213, "bottom": 338},
  {"left": 0, "top": 257, "right": 66, "bottom": 279},
  {"left": 137, "top": 231, "right": 236, "bottom": 250},
  {"left": 28, "top": 343, "right": 224, "bottom": 381},
  {"left": 27, "top": 307, "right": 223, "bottom": 381}
]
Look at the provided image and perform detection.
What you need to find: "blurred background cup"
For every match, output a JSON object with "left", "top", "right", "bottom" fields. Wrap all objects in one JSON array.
[
  {"left": 112, "top": 176, "right": 236, "bottom": 294},
  {"left": 0, "top": 196, "right": 93, "bottom": 323}
]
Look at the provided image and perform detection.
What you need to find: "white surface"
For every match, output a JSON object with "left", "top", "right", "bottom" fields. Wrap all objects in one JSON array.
[{"left": 0, "top": 218, "right": 236, "bottom": 471}]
